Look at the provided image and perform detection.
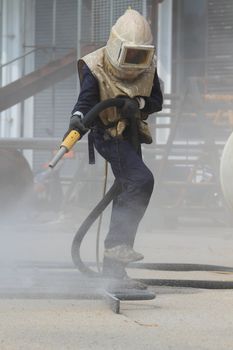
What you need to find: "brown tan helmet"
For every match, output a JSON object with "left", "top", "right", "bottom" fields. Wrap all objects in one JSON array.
[{"left": 105, "top": 9, "right": 155, "bottom": 79}]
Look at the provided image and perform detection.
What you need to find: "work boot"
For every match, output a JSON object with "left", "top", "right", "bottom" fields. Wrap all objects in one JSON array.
[
  {"left": 102, "top": 256, "right": 147, "bottom": 290},
  {"left": 121, "top": 276, "right": 148, "bottom": 290},
  {"left": 107, "top": 276, "right": 148, "bottom": 292},
  {"left": 102, "top": 256, "right": 128, "bottom": 279},
  {"left": 104, "top": 244, "right": 144, "bottom": 264}
]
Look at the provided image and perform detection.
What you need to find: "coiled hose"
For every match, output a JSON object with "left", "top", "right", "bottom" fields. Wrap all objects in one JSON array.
[{"left": 71, "top": 98, "right": 233, "bottom": 289}]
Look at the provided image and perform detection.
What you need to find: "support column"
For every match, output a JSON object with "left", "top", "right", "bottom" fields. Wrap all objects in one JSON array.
[
  {"left": 156, "top": 0, "right": 173, "bottom": 144},
  {"left": 23, "top": 0, "right": 35, "bottom": 140},
  {"left": 1, "top": 0, "right": 23, "bottom": 137},
  {"left": 22, "top": 0, "right": 35, "bottom": 166}
]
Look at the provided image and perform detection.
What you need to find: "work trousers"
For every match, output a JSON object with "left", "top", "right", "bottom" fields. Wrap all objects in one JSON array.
[{"left": 93, "top": 130, "right": 154, "bottom": 249}]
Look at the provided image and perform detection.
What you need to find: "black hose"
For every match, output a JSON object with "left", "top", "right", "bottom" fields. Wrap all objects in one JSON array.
[
  {"left": 71, "top": 98, "right": 233, "bottom": 289},
  {"left": 132, "top": 263, "right": 233, "bottom": 289},
  {"left": 71, "top": 97, "right": 137, "bottom": 277},
  {"left": 137, "top": 278, "right": 233, "bottom": 289},
  {"left": 82, "top": 98, "right": 124, "bottom": 128},
  {"left": 129, "top": 262, "right": 233, "bottom": 272},
  {"left": 71, "top": 180, "right": 121, "bottom": 277}
]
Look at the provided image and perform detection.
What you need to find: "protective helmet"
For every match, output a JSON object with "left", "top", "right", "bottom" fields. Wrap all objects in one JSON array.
[{"left": 105, "top": 9, "right": 155, "bottom": 79}]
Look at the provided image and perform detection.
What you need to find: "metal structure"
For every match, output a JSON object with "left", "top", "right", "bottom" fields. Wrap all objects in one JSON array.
[
  {"left": 146, "top": 81, "right": 233, "bottom": 227},
  {"left": 0, "top": 49, "right": 77, "bottom": 112}
]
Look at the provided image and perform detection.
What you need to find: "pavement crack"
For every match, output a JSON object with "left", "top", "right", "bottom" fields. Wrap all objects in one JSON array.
[{"left": 133, "top": 320, "right": 159, "bottom": 328}]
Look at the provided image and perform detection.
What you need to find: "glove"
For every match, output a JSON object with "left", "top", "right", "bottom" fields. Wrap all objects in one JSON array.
[
  {"left": 119, "top": 97, "right": 139, "bottom": 119},
  {"left": 134, "top": 96, "right": 146, "bottom": 110},
  {"left": 63, "top": 112, "right": 88, "bottom": 140},
  {"left": 69, "top": 113, "right": 88, "bottom": 134}
]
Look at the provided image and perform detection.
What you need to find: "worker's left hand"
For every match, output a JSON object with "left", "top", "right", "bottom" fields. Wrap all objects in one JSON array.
[{"left": 119, "top": 97, "right": 139, "bottom": 119}]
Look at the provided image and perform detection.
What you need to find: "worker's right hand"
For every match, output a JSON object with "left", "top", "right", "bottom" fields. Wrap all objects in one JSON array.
[
  {"left": 63, "top": 113, "right": 88, "bottom": 141},
  {"left": 69, "top": 114, "right": 89, "bottom": 135}
]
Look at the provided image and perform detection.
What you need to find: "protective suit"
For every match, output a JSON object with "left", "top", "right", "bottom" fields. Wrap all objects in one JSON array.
[
  {"left": 78, "top": 9, "right": 156, "bottom": 141},
  {"left": 70, "top": 9, "right": 163, "bottom": 286}
]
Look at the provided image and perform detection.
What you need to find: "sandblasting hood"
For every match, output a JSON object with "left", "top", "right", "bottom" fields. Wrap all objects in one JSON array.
[{"left": 106, "top": 9, "right": 155, "bottom": 76}]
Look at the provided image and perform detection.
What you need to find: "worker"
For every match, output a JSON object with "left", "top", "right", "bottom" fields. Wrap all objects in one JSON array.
[{"left": 67, "top": 9, "right": 163, "bottom": 289}]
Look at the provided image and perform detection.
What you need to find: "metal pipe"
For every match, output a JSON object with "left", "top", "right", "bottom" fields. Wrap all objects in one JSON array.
[
  {"left": 49, "top": 146, "right": 67, "bottom": 168},
  {"left": 0, "top": 137, "right": 87, "bottom": 150}
]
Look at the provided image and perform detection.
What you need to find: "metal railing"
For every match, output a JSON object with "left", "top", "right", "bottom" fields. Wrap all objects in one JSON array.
[{"left": 0, "top": 45, "right": 76, "bottom": 85}]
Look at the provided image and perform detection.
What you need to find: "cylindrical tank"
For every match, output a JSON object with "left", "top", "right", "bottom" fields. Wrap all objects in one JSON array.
[{"left": 220, "top": 132, "right": 233, "bottom": 211}]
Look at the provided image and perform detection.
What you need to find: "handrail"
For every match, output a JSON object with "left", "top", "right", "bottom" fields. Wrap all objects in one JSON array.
[
  {"left": 0, "top": 46, "right": 76, "bottom": 70},
  {"left": 23, "top": 45, "right": 76, "bottom": 50},
  {"left": 0, "top": 48, "right": 40, "bottom": 69},
  {"left": 0, "top": 49, "right": 77, "bottom": 112}
]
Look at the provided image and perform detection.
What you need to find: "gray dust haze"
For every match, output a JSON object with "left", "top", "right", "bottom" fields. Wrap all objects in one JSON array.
[{"left": 0, "top": 0, "right": 233, "bottom": 299}]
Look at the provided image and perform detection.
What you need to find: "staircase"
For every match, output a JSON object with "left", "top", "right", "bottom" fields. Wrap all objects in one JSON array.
[{"left": 0, "top": 49, "right": 77, "bottom": 113}]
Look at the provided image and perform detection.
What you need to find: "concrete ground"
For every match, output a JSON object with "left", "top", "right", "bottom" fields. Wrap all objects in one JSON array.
[
  {"left": 0, "top": 289, "right": 232, "bottom": 350},
  {"left": 0, "top": 221, "right": 233, "bottom": 349}
]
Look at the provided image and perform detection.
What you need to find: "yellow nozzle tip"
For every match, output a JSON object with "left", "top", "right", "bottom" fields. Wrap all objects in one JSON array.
[{"left": 61, "top": 130, "right": 81, "bottom": 151}]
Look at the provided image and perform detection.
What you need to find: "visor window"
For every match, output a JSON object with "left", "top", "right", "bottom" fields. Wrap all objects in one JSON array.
[{"left": 124, "top": 49, "right": 150, "bottom": 65}]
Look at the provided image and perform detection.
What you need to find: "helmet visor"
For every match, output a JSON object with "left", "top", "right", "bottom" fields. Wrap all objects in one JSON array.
[{"left": 118, "top": 44, "right": 155, "bottom": 69}]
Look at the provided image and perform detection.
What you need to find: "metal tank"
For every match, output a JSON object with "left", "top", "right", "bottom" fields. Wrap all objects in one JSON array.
[{"left": 220, "top": 132, "right": 233, "bottom": 211}]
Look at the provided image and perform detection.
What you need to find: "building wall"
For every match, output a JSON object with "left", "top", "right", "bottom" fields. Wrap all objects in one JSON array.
[
  {"left": 0, "top": 0, "right": 23, "bottom": 137},
  {"left": 206, "top": 0, "right": 233, "bottom": 92},
  {"left": 172, "top": 0, "right": 233, "bottom": 94},
  {"left": 33, "top": 0, "right": 78, "bottom": 170}
]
